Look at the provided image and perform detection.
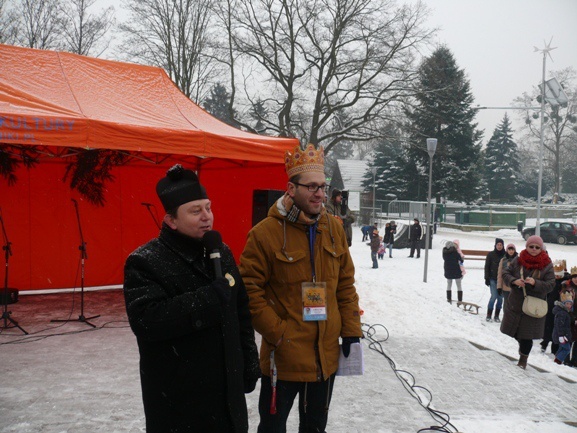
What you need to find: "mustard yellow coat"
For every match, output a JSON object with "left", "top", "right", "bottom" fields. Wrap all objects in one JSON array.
[{"left": 239, "top": 202, "right": 362, "bottom": 382}]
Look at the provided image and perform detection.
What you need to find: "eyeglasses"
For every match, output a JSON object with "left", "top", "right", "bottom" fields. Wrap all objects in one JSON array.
[
  {"left": 527, "top": 245, "right": 541, "bottom": 250},
  {"left": 292, "top": 182, "right": 328, "bottom": 193}
]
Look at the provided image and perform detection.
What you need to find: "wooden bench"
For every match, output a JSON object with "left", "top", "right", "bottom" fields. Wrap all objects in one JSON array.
[{"left": 461, "top": 249, "right": 489, "bottom": 261}]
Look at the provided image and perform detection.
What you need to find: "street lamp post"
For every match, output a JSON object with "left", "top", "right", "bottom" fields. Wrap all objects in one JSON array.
[
  {"left": 423, "top": 138, "right": 437, "bottom": 283},
  {"left": 371, "top": 167, "right": 377, "bottom": 224}
]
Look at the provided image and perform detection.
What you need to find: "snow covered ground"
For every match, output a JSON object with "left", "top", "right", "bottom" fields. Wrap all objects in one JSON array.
[{"left": 1, "top": 224, "right": 577, "bottom": 432}]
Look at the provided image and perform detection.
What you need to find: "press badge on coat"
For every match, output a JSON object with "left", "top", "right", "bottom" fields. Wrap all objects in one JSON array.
[{"left": 302, "top": 282, "right": 327, "bottom": 321}]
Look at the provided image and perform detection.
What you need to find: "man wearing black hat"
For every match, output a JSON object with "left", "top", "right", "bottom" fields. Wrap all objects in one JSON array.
[
  {"left": 408, "top": 218, "right": 422, "bottom": 258},
  {"left": 123, "top": 164, "right": 260, "bottom": 433}
]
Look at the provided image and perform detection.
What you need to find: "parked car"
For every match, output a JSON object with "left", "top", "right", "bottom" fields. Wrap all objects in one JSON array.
[{"left": 521, "top": 221, "right": 577, "bottom": 245}]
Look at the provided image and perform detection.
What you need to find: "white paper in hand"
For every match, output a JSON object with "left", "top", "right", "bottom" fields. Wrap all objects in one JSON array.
[{"left": 336, "top": 342, "right": 364, "bottom": 376}]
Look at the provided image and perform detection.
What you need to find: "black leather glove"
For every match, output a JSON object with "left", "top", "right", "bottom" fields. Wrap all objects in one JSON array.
[
  {"left": 485, "top": 279, "right": 490, "bottom": 286},
  {"left": 497, "top": 288, "right": 503, "bottom": 296},
  {"left": 342, "top": 337, "right": 360, "bottom": 358},
  {"left": 211, "top": 277, "right": 231, "bottom": 304}
]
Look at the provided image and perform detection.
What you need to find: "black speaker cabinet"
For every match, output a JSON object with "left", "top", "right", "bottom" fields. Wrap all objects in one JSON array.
[
  {"left": 0, "top": 288, "right": 19, "bottom": 304},
  {"left": 252, "top": 189, "right": 284, "bottom": 227}
]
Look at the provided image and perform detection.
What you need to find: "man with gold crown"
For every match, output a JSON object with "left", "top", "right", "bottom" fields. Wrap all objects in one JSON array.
[{"left": 240, "top": 143, "right": 363, "bottom": 432}]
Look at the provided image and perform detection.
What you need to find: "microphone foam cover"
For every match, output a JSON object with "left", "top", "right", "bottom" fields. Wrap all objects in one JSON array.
[{"left": 203, "top": 230, "right": 222, "bottom": 251}]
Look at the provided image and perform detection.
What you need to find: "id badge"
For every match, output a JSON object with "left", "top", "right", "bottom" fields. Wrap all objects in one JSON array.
[{"left": 302, "top": 282, "right": 327, "bottom": 321}]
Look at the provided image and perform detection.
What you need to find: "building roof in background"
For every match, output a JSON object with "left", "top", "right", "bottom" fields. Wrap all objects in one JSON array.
[{"left": 336, "top": 159, "right": 370, "bottom": 191}]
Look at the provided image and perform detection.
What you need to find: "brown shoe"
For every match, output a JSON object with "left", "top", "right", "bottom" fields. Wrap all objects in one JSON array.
[{"left": 517, "top": 354, "right": 528, "bottom": 369}]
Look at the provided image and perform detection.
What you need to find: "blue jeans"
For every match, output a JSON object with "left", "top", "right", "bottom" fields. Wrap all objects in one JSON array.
[
  {"left": 487, "top": 279, "right": 503, "bottom": 311},
  {"left": 371, "top": 252, "right": 378, "bottom": 268},
  {"left": 385, "top": 243, "right": 393, "bottom": 257},
  {"left": 556, "top": 342, "right": 571, "bottom": 363}
]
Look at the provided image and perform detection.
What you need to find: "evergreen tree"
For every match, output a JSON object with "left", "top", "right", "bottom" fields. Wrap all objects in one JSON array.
[
  {"left": 405, "top": 46, "right": 483, "bottom": 203},
  {"left": 202, "top": 83, "right": 238, "bottom": 127},
  {"left": 361, "top": 123, "right": 411, "bottom": 200},
  {"left": 483, "top": 114, "right": 520, "bottom": 202}
]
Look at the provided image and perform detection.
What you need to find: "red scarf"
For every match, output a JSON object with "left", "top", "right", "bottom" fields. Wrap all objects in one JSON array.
[{"left": 518, "top": 249, "right": 551, "bottom": 270}]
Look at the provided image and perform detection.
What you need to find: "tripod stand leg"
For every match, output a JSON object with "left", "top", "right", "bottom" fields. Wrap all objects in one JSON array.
[{"left": 1, "top": 310, "right": 29, "bottom": 335}]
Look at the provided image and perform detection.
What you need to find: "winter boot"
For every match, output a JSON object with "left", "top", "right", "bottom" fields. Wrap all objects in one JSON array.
[
  {"left": 446, "top": 290, "right": 452, "bottom": 303},
  {"left": 494, "top": 308, "right": 501, "bottom": 323},
  {"left": 517, "top": 354, "right": 529, "bottom": 369},
  {"left": 554, "top": 358, "right": 562, "bottom": 365},
  {"left": 486, "top": 309, "right": 493, "bottom": 322},
  {"left": 457, "top": 291, "right": 463, "bottom": 302}
]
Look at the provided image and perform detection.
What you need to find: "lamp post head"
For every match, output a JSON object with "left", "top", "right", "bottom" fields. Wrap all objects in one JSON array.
[{"left": 426, "top": 138, "right": 437, "bottom": 158}]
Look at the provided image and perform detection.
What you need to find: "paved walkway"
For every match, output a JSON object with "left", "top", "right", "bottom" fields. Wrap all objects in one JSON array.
[{"left": 1, "top": 291, "right": 576, "bottom": 432}]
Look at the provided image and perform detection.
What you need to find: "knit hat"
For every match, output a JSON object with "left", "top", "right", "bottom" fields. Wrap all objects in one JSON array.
[
  {"left": 506, "top": 243, "right": 516, "bottom": 251},
  {"left": 414, "top": 218, "right": 419, "bottom": 223},
  {"left": 495, "top": 238, "right": 504, "bottom": 247},
  {"left": 571, "top": 266, "right": 577, "bottom": 278},
  {"left": 285, "top": 144, "right": 325, "bottom": 178},
  {"left": 156, "top": 164, "right": 208, "bottom": 212},
  {"left": 525, "top": 235, "right": 544, "bottom": 250}
]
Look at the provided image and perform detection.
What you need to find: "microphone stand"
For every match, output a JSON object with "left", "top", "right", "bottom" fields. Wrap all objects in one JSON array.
[
  {"left": 0, "top": 208, "right": 28, "bottom": 334},
  {"left": 52, "top": 199, "right": 100, "bottom": 328},
  {"left": 141, "top": 203, "right": 161, "bottom": 230}
]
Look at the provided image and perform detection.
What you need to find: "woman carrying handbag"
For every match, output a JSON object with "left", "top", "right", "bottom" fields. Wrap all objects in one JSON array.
[{"left": 501, "top": 235, "right": 555, "bottom": 369}]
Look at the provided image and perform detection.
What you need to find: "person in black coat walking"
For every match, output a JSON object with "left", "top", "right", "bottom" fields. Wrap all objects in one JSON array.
[
  {"left": 408, "top": 218, "right": 422, "bottom": 258},
  {"left": 484, "top": 238, "right": 506, "bottom": 322},
  {"left": 123, "top": 165, "right": 260, "bottom": 433},
  {"left": 443, "top": 240, "right": 464, "bottom": 303},
  {"left": 383, "top": 221, "right": 397, "bottom": 258}
]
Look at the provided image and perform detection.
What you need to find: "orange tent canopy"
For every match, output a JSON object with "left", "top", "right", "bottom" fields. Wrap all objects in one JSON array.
[
  {"left": 0, "top": 44, "right": 298, "bottom": 291},
  {"left": 0, "top": 43, "right": 297, "bottom": 159}
]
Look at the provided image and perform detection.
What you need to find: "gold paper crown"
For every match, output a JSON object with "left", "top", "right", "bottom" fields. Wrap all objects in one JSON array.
[
  {"left": 553, "top": 260, "right": 566, "bottom": 273},
  {"left": 571, "top": 266, "right": 577, "bottom": 276},
  {"left": 285, "top": 144, "right": 325, "bottom": 178}
]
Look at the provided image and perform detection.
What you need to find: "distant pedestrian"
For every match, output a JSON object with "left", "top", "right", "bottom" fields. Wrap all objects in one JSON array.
[
  {"left": 325, "top": 189, "right": 356, "bottom": 246},
  {"left": 497, "top": 244, "right": 518, "bottom": 307},
  {"left": 560, "top": 267, "right": 577, "bottom": 366},
  {"left": 383, "top": 221, "right": 396, "bottom": 258},
  {"left": 370, "top": 229, "right": 380, "bottom": 268},
  {"left": 453, "top": 239, "right": 466, "bottom": 276},
  {"left": 443, "top": 240, "right": 464, "bottom": 303},
  {"left": 501, "top": 235, "right": 555, "bottom": 369},
  {"left": 553, "top": 288, "right": 575, "bottom": 365},
  {"left": 484, "top": 238, "right": 506, "bottom": 322},
  {"left": 377, "top": 237, "right": 385, "bottom": 260},
  {"left": 540, "top": 260, "right": 569, "bottom": 354},
  {"left": 408, "top": 218, "right": 422, "bottom": 258},
  {"left": 361, "top": 225, "right": 371, "bottom": 242}
]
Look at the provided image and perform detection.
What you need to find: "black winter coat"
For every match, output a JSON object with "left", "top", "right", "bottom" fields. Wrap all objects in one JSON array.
[
  {"left": 124, "top": 225, "right": 260, "bottom": 433},
  {"left": 409, "top": 223, "right": 422, "bottom": 241},
  {"left": 443, "top": 245, "right": 463, "bottom": 280},
  {"left": 384, "top": 225, "right": 396, "bottom": 244},
  {"left": 485, "top": 249, "right": 505, "bottom": 281}
]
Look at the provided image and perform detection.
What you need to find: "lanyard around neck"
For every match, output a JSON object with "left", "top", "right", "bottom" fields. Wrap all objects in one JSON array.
[{"left": 308, "top": 223, "right": 317, "bottom": 283}]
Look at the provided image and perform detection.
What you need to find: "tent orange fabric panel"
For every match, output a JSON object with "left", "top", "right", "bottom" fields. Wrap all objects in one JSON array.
[
  {"left": 0, "top": 44, "right": 299, "bottom": 291},
  {"left": 0, "top": 43, "right": 297, "bottom": 159}
]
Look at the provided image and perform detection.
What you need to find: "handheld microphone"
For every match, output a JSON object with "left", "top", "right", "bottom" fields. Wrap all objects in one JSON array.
[{"left": 202, "top": 230, "right": 223, "bottom": 278}]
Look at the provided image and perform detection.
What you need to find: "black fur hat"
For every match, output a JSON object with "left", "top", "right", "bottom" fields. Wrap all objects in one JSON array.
[{"left": 156, "top": 164, "right": 208, "bottom": 211}]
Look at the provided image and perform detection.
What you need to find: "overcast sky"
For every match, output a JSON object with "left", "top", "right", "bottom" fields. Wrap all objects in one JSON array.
[
  {"left": 418, "top": 0, "right": 577, "bottom": 138},
  {"left": 101, "top": 0, "right": 576, "bottom": 141}
]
